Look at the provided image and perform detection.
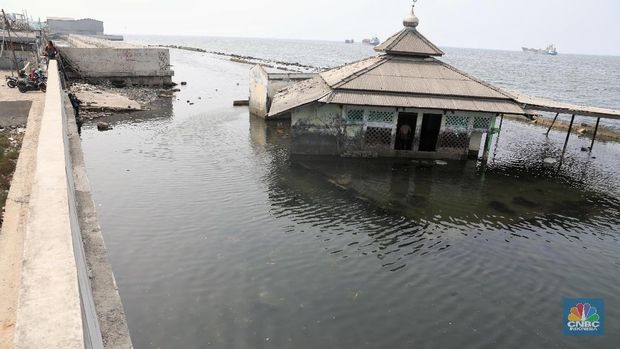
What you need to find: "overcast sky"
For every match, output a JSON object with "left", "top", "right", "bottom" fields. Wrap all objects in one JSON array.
[{"left": 3, "top": 0, "right": 620, "bottom": 55}]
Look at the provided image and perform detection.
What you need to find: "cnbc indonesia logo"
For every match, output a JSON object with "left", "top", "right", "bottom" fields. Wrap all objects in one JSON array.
[{"left": 564, "top": 299, "right": 605, "bottom": 336}]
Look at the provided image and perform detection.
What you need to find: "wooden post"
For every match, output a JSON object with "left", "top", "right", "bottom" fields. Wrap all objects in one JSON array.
[
  {"left": 497, "top": 114, "right": 504, "bottom": 135},
  {"left": 2, "top": 9, "right": 20, "bottom": 75},
  {"left": 560, "top": 114, "right": 575, "bottom": 163},
  {"left": 589, "top": 117, "right": 600, "bottom": 152},
  {"left": 482, "top": 131, "right": 493, "bottom": 161},
  {"left": 546, "top": 112, "right": 560, "bottom": 136}
]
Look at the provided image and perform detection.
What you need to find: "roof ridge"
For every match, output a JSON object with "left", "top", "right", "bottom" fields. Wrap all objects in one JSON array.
[
  {"left": 385, "top": 29, "right": 409, "bottom": 51},
  {"left": 412, "top": 29, "right": 445, "bottom": 56}
]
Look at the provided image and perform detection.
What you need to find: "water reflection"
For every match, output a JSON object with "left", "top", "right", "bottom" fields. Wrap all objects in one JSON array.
[{"left": 250, "top": 116, "right": 620, "bottom": 270}]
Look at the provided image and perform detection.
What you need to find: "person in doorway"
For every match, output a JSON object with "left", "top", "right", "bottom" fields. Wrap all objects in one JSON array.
[
  {"left": 396, "top": 123, "right": 413, "bottom": 150},
  {"left": 43, "top": 40, "right": 58, "bottom": 60}
]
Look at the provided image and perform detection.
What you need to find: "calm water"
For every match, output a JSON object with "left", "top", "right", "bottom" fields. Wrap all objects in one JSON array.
[
  {"left": 128, "top": 35, "right": 620, "bottom": 129},
  {"left": 81, "top": 38, "right": 620, "bottom": 348}
]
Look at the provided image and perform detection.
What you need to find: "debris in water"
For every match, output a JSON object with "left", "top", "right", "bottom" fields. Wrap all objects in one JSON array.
[
  {"left": 543, "top": 157, "right": 557, "bottom": 165},
  {"left": 435, "top": 160, "right": 448, "bottom": 166},
  {"left": 97, "top": 122, "right": 112, "bottom": 131},
  {"left": 233, "top": 100, "right": 250, "bottom": 106}
]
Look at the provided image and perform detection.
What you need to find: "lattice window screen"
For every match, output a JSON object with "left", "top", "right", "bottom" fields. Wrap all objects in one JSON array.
[
  {"left": 367, "top": 110, "right": 395, "bottom": 123},
  {"left": 346, "top": 109, "right": 365, "bottom": 124},
  {"left": 439, "top": 132, "right": 470, "bottom": 149},
  {"left": 473, "top": 116, "right": 491, "bottom": 130},
  {"left": 365, "top": 127, "right": 392, "bottom": 147},
  {"left": 445, "top": 115, "right": 470, "bottom": 129}
]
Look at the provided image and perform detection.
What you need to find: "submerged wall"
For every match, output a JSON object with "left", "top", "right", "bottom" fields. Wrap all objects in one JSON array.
[
  {"left": 291, "top": 103, "right": 497, "bottom": 159},
  {"left": 249, "top": 65, "right": 317, "bottom": 118},
  {"left": 292, "top": 104, "right": 342, "bottom": 155}
]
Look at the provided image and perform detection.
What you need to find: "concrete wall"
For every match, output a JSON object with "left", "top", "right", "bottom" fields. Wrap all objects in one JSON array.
[
  {"left": 60, "top": 47, "right": 173, "bottom": 86},
  {"left": 0, "top": 51, "right": 36, "bottom": 70},
  {"left": 60, "top": 47, "right": 171, "bottom": 77},
  {"left": 291, "top": 103, "right": 342, "bottom": 155},
  {"left": 249, "top": 66, "right": 269, "bottom": 117},
  {"left": 48, "top": 19, "right": 104, "bottom": 35},
  {"left": 8, "top": 60, "right": 133, "bottom": 348},
  {"left": 249, "top": 65, "right": 316, "bottom": 118},
  {"left": 12, "top": 60, "right": 87, "bottom": 348}
]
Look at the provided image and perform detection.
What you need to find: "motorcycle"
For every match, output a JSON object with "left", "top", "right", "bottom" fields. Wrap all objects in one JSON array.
[
  {"left": 17, "top": 78, "right": 47, "bottom": 93},
  {"left": 16, "top": 68, "right": 47, "bottom": 93},
  {"left": 5, "top": 75, "right": 18, "bottom": 88}
]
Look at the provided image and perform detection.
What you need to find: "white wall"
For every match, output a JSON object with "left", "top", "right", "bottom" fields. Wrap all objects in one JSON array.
[{"left": 59, "top": 47, "right": 172, "bottom": 78}]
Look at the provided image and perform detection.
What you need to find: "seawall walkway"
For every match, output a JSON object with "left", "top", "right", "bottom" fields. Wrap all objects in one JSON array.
[{"left": 0, "top": 61, "right": 132, "bottom": 348}]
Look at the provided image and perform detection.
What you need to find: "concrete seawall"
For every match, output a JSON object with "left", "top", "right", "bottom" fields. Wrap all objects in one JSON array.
[
  {"left": 1, "top": 61, "right": 132, "bottom": 348},
  {"left": 60, "top": 35, "right": 174, "bottom": 87}
]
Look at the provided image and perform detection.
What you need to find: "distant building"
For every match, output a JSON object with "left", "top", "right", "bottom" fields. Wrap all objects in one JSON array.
[{"left": 47, "top": 17, "right": 104, "bottom": 36}]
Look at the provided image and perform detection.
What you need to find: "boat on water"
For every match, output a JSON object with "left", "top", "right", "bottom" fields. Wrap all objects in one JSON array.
[
  {"left": 362, "top": 37, "right": 380, "bottom": 46},
  {"left": 345, "top": 39, "right": 355, "bottom": 44},
  {"left": 522, "top": 44, "right": 558, "bottom": 55}
]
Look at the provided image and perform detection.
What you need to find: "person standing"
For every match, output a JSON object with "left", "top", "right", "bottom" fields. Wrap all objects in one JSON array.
[{"left": 43, "top": 40, "right": 58, "bottom": 60}]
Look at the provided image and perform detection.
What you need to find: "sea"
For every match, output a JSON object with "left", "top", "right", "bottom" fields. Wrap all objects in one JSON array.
[{"left": 79, "top": 35, "right": 620, "bottom": 348}]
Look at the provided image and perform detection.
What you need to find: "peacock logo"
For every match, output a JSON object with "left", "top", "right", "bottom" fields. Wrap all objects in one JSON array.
[
  {"left": 568, "top": 303, "right": 600, "bottom": 322},
  {"left": 564, "top": 299, "right": 604, "bottom": 336}
]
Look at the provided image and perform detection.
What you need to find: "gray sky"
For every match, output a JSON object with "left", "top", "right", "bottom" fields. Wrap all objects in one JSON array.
[{"left": 4, "top": 0, "right": 620, "bottom": 55}]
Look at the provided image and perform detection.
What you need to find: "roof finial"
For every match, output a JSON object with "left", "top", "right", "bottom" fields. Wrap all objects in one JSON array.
[{"left": 403, "top": 0, "right": 420, "bottom": 29}]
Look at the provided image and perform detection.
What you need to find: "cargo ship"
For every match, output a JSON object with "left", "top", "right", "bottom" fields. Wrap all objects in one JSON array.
[{"left": 522, "top": 44, "right": 558, "bottom": 55}]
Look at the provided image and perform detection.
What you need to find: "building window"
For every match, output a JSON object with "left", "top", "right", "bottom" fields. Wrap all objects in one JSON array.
[
  {"left": 365, "top": 127, "right": 392, "bottom": 147},
  {"left": 346, "top": 109, "right": 365, "bottom": 124},
  {"left": 438, "top": 132, "right": 470, "bottom": 149},
  {"left": 444, "top": 115, "right": 469, "bottom": 129},
  {"left": 473, "top": 116, "right": 491, "bottom": 130},
  {"left": 368, "top": 110, "right": 395, "bottom": 123}
]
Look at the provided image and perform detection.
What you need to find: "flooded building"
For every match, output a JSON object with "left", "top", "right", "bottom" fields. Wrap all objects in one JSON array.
[
  {"left": 249, "top": 65, "right": 317, "bottom": 118},
  {"left": 253, "top": 6, "right": 619, "bottom": 160}
]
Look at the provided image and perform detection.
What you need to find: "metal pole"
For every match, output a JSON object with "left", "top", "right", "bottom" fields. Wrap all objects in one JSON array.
[
  {"left": 546, "top": 112, "right": 560, "bottom": 136},
  {"left": 560, "top": 114, "right": 575, "bottom": 162},
  {"left": 589, "top": 117, "right": 600, "bottom": 152}
]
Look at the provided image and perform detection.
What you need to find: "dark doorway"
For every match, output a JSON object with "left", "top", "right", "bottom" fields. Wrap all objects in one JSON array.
[
  {"left": 418, "top": 114, "right": 442, "bottom": 152},
  {"left": 395, "top": 113, "right": 418, "bottom": 150}
]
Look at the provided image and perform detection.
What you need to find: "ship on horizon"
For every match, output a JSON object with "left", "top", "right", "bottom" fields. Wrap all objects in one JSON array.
[
  {"left": 362, "top": 37, "right": 380, "bottom": 46},
  {"left": 522, "top": 44, "right": 558, "bottom": 55}
]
